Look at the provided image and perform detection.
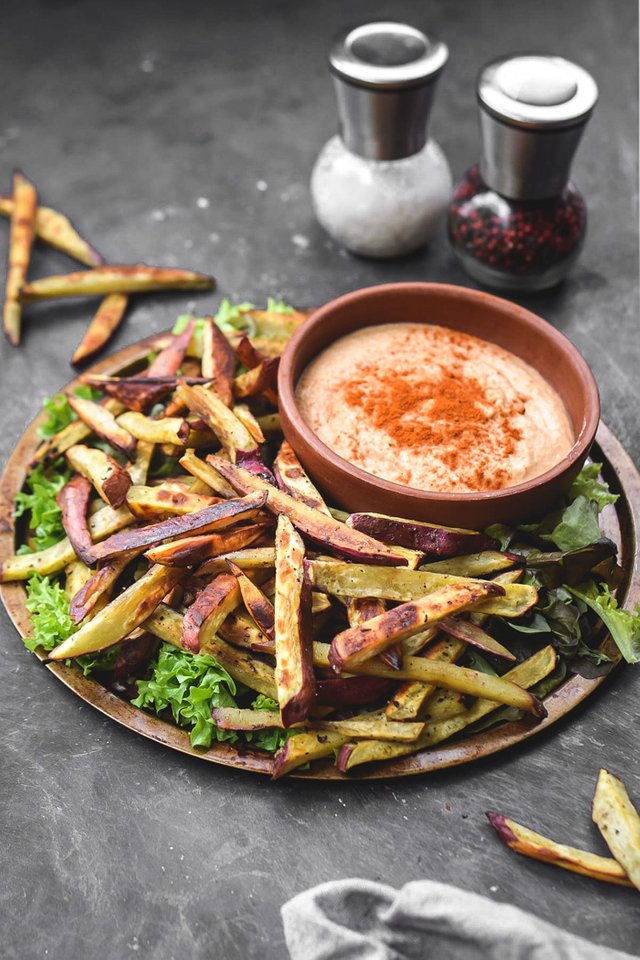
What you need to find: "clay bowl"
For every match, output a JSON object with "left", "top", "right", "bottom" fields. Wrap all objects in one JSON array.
[{"left": 278, "top": 282, "right": 600, "bottom": 528}]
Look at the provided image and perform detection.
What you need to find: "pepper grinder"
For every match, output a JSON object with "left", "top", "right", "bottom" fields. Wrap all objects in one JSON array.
[
  {"left": 449, "top": 54, "right": 598, "bottom": 291},
  {"left": 311, "top": 22, "right": 452, "bottom": 258}
]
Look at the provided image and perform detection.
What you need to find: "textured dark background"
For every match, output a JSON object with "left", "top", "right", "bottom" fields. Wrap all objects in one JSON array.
[{"left": 0, "top": 1, "right": 638, "bottom": 958}]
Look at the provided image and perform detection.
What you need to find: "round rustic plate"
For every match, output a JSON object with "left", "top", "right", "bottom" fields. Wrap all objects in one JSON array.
[{"left": 1, "top": 333, "right": 639, "bottom": 780}]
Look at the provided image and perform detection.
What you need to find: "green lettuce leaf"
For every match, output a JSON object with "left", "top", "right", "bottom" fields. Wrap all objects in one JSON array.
[
  {"left": 266, "top": 297, "right": 295, "bottom": 315},
  {"left": 38, "top": 385, "right": 102, "bottom": 439},
  {"left": 521, "top": 495, "right": 601, "bottom": 552},
  {"left": 133, "top": 644, "right": 239, "bottom": 749},
  {"left": 569, "top": 462, "right": 619, "bottom": 511},
  {"left": 570, "top": 581, "right": 640, "bottom": 664},
  {"left": 245, "top": 694, "right": 291, "bottom": 752},
  {"left": 14, "top": 463, "right": 71, "bottom": 552}
]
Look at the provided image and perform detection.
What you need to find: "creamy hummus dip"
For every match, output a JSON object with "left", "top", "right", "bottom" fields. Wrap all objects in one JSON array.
[{"left": 296, "top": 323, "right": 574, "bottom": 493}]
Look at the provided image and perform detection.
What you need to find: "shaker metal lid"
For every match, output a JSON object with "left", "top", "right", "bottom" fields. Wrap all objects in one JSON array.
[
  {"left": 329, "top": 22, "right": 448, "bottom": 89},
  {"left": 478, "top": 54, "right": 598, "bottom": 129}
]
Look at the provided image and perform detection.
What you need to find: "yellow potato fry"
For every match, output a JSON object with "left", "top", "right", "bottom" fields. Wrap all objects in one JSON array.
[
  {"left": 3, "top": 172, "right": 37, "bottom": 345},
  {"left": 0, "top": 195, "right": 102, "bottom": 265},
  {"left": 20, "top": 265, "right": 214, "bottom": 301},
  {"left": 592, "top": 768, "right": 640, "bottom": 889}
]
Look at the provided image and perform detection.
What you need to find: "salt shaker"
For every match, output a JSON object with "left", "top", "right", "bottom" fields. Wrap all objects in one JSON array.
[
  {"left": 311, "top": 22, "right": 452, "bottom": 258},
  {"left": 449, "top": 54, "right": 598, "bottom": 291}
]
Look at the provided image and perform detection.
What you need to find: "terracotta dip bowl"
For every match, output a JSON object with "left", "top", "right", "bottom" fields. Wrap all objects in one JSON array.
[{"left": 278, "top": 283, "right": 599, "bottom": 528}]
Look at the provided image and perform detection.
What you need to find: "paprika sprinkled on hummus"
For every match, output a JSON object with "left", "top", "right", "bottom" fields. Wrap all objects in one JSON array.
[{"left": 295, "top": 323, "right": 574, "bottom": 493}]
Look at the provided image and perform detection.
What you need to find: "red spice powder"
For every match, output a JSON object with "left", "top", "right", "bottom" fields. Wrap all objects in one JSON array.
[{"left": 340, "top": 329, "right": 524, "bottom": 491}]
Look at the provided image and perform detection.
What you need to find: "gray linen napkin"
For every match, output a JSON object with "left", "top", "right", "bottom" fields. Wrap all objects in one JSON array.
[{"left": 282, "top": 878, "right": 636, "bottom": 960}]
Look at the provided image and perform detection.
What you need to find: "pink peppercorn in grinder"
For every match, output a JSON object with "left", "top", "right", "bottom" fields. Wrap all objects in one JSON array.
[{"left": 449, "top": 54, "right": 598, "bottom": 291}]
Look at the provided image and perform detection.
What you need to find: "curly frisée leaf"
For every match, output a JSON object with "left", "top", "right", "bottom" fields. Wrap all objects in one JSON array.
[
  {"left": 245, "top": 694, "right": 292, "bottom": 752},
  {"left": 133, "top": 643, "right": 239, "bottom": 749},
  {"left": 14, "top": 464, "right": 71, "bottom": 552}
]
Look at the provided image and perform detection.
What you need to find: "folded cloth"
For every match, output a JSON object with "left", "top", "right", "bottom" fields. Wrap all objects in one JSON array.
[{"left": 282, "top": 878, "right": 636, "bottom": 960}]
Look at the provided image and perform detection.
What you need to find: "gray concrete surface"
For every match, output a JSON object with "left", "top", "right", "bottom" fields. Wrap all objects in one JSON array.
[{"left": 0, "top": 1, "right": 638, "bottom": 958}]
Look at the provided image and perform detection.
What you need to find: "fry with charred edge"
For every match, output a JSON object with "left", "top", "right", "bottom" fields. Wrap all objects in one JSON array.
[
  {"left": 147, "top": 523, "right": 266, "bottom": 566},
  {"left": 440, "top": 617, "right": 516, "bottom": 661},
  {"left": 0, "top": 503, "right": 133, "bottom": 581},
  {"left": 273, "top": 440, "right": 332, "bottom": 515},
  {"left": 592, "top": 769, "right": 640, "bottom": 889},
  {"left": 219, "top": 611, "right": 271, "bottom": 652},
  {"left": 117, "top": 412, "right": 189, "bottom": 446},
  {"left": 206, "top": 454, "right": 407, "bottom": 567},
  {"left": 177, "top": 383, "right": 257, "bottom": 461},
  {"left": 70, "top": 551, "right": 142, "bottom": 623},
  {"left": 420, "top": 551, "right": 521, "bottom": 577},
  {"left": 0, "top": 195, "right": 103, "bottom": 266},
  {"left": 86, "top": 491, "right": 267, "bottom": 563},
  {"left": 346, "top": 596, "right": 401, "bottom": 670},
  {"left": 67, "top": 395, "right": 137, "bottom": 461},
  {"left": 66, "top": 444, "right": 132, "bottom": 508},
  {"left": 330, "top": 582, "right": 503, "bottom": 671},
  {"left": 235, "top": 335, "right": 264, "bottom": 369},
  {"left": 202, "top": 317, "right": 236, "bottom": 406},
  {"left": 307, "top": 560, "right": 536, "bottom": 618},
  {"left": 234, "top": 357, "right": 279, "bottom": 399},
  {"left": 181, "top": 574, "right": 240, "bottom": 653},
  {"left": 179, "top": 450, "right": 236, "bottom": 498},
  {"left": 125, "top": 484, "right": 219, "bottom": 520},
  {"left": 486, "top": 812, "right": 633, "bottom": 887},
  {"left": 147, "top": 318, "right": 196, "bottom": 377},
  {"left": 20, "top": 266, "right": 214, "bottom": 301},
  {"left": 31, "top": 397, "right": 126, "bottom": 468},
  {"left": 196, "top": 546, "right": 276, "bottom": 577},
  {"left": 80, "top": 377, "right": 185, "bottom": 413},
  {"left": 56, "top": 475, "right": 94, "bottom": 565},
  {"left": 347, "top": 512, "right": 498, "bottom": 557},
  {"left": 71, "top": 294, "right": 129, "bottom": 366},
  {"left": 3, "top": 172, "right": 38, "bottom": 345},
  {"left": 274, "top": 515, "right": 315, "bottom": 726},
  {"left": 384, "top": 637, "right": 466, "bottom": 721},
  {"left": 226, "top": 559, "right": 275, "bottom": 638},
  {"left": 315, "top": 640, "right": 545, "bottom": 717},
  {"left": 49, "top": 564, "right": 183, "bottom": 660},
  {"left": 200, "top": 632, "right": 278, "bottom": 699},
  {"left": 337, "top": 645, "right": 556, "bottom": 771}
]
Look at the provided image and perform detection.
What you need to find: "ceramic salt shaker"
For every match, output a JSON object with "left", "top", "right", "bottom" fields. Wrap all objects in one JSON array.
[
  {"left": 311, "top": 22, "right": 451, "bottom": 258},
  {"left": 449, "top": 54, "right": 598, "bottom": 291}
]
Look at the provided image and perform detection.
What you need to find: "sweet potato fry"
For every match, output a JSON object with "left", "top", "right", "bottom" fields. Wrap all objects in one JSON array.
[
  {"left": 30, "top": 397, "right": 122, "bottom": 467},
  {"left": 87, "top": 490, "right": 267, "bottom": 564},
  {"left": 274, "top": 515, "right": 315, "bottom": 726},
  {"left": 3, "top": 171, "right": 38, "bottom": 345},
  {"left": 232, "top": 405, "right": 265, "bottom": 445},
  {"left": 179, "top": 449, "right": 236, "bottom": 498},
  {"left": 201, "top": 317, "right": 236, "bottom": 406},
  {"left": 20, "top": 266, "right": 214, "bottom": 301},
  {"left": 234, "top": 334, "right": 264, "bottom": 369},
  {"left": 66, "top": 444, "right": 132, "bottom": 508},
  {"left": 307, "top": 560, "right": 537, "bottom": 617},
  {"left": 347, "top": 512, "right": 498, "bottom": 557},
  {"left": 337, "top": 645, "right": 556, "bottom": 771},
  {"left": 226, "top": 559, "right": 275, "bottom": 638},
  {"left": 200, "top": 632, "right": 278, "bottom": 699},
  {"left": 127, "top": 441, "right": 154, "bottom": 486},
  {"left": 177, "top": 383, "right": 257, "bottom": 461},
  {"left": 440, "top": 617, "right": 516, "bottom": 660},
  {"left": 80, "top": 376, "right": 183, "bottom": 413},
  {"left": 345, "top": 596, "right": 401, "bottom": 669},
  {"left": 56, "top": 475, "right": 94, "bottom": 565},
  {"left": 0, "top": 195, "right": 102, "bottom": 266},
  {"left": 218, "top": 610, "right": 272, "bottom": 652},
  {"left": 206, "top": 455, "right": 407, "bottom": 566},
  {"left": 212, "top": 707, "right": 424, "bottom": 742},
  {"left": 49, "top": 564, "right": 183, "bottom": 660},
  {"left": 117, "top": 412, "right": 189, "bottom": 447},
  {"left": 67, "top": 395, "right": 136, "bottom": 461},
  {"left": 257, "top": 412, "right": 282, "bottom": 434},
  {"left": 420, "top": 551, "right": 521, "bottom": 577},
  {"left": 125, "top": 484, "right": 219, "bottom": 520},
  {"left": 384, "top": 636, "right": 466, "bottom": 720},
  {"left": 195, "top": 546, "right": 276, "bottom": 577},
  {"left": 64, "top": 558, "right": 93, "bottom": 600},
  {"left": 71, "top": 294, "right": 129, "bottom": 366},
  {"left": 272, "top": 731, "right": 346, "bottom": 779},
  {"left": 147, "top": 318, "right": 196, "bottom": 377},
  {"left": 486, "top": 812, "right": 632, "bottom": 887},
  {"left": 592, "top": 769, "right": 640, "bottom": 889},
  {"left": 329, "top": 582, "right": 503, "bottom": 671},
  {"left": 273, "top": 440, "right": 331, "bottom": 515},
  {"left": 147, "top": 523, "right": 266, "bottom": 567},
  {"left": 182, "top": 574, "right": 240, "bottom": 653},
  {"left": 233, "top": 357, "right": 279, "bottom": 399},
  {"left": 70, "top": 551, "right": 143, "bottom": 623}
]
